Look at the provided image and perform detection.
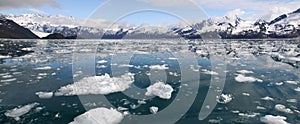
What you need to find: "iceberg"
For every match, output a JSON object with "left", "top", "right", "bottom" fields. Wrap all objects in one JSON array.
[
  {"left": 5, "top": 103, "right": 39, "bottom": 121},
  {"left": 145, "top": 81, "right": 173, "bottom": 99},
  {"left": 55, "top": 73, "right": 134, "bottom": 96},
  {"left": 70, "top": 107, "right": 124, "bottom": 124}
]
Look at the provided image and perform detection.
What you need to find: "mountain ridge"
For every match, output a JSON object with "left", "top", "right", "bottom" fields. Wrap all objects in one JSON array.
[{"left": 2, "top": 8, "right": 300, "bottom": 39}]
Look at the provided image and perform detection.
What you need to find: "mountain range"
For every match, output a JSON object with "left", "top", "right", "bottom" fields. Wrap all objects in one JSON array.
[{"left": 1, "top": 8, "right": 299, "bottom": 39}]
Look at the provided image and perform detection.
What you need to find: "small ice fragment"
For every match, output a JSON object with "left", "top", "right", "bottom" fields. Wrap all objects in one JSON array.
[
  {"left": 97, "top": 60, "right": 108, "bottom": 64},
  {"left": 260, "top": 115, "right": 289, "bottom": 124},
  {"left": 0, "top": 78, "right": 16, "bottom": 83},
  {"left": 5, "top": 103, "right": 39, "bottom": 121},
  {"left": 294, "top": 87, "right": 300, "bottom": 92},
  {"left": 216, "top": 94, "right": 233, "bottom": 104},
  {"left": 145, "top": 82, "right": 173, "bottom": 99},
  {"left": 235, "top": 74, "right": 263, "bottom": 83},
  {"left": 242, "top": 93, "right": 250, "bottom": 96},
  {"left": 275, "top": 104, "right": 293, "bottom": 114},
  {"left": 286, "top": 99, "right": 297, "bottom": 103},
  {"left": 150, "top": 106, "right": 158, "bottom": 114},
  {"left": 257, "top": 106, "right": 266, "bottom": 110},
  {"left": 202, "top": 69, "right": 219, "bottom": 75},
  {"left": 286, "top": 81, "right": 298, "bottom": 85},
  {"left": 149, "top": 64, "right": 169, "bottom": 70},
  {"left": 237, "top": 70, "right": 254, "bottom": 74},
  {"left": 261, "top": 96, "right": 274, "bottom": 101},
  {"left": 34, "top": 66, "right": 52, "bottom": 70},
  {"left": 35, "top": 92, "right": 53, "bottom": 99}
]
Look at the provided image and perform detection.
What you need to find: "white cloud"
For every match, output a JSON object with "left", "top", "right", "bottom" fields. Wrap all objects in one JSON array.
[
  {"left": 137, "top": 0, "right": 196, "bottom": 7},
  {"left": 28, "top": 8, "right": 49, "bottom": 15},
  {"left": 0, "top": 0, "right": 60, "bottom": 10},
  {"left": 251, "top": 7, "right": 294, "bottom": 21},
  {"left": 225, "top": 9, "right": 246, "bottom": 19}
]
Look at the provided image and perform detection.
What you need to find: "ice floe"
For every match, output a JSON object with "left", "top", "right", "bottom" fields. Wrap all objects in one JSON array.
[
  {"left": 260, "top": 115, "right": 289, "bottom": 124},
  {"left": 236, "top": 70, "right": 254, "bottom": 74},
  {"left": 69, "top": 107, "right": 124, "bottom": 124},
  {"left": 35, "top": 91, "right": 53, "bottom": 99},
  {"left": 238, "top": 112, "right": 260, "bottom": 118},
  {"left": 294, "top": 87, "right": 300, "bottom": 92},
  {"left": 149, "top": 64, "right": 169, "bottom": 70},
  {"left": 145, "top": 81, "right": 173, "bottom": 99},
  {"left": 34, "top": 66, "right": 52, "bottom": 70},
  {"left": 275, "top": 104, "right": 294, "bottom": 114},
  {"left": 286, "top": 81, "right": 298, "bottom": 85},
  {"left": 150, "top": 106, "right": 159, "bottom": 114},
  {"left": 0, "top": 55, "right": 11, "bottom": 59},
  {"left": 216, "top": 94, "right": 233, "bottom": 104},
  {"left": 5, "top": 102, "right": 39, "bottom": 121},
  {"left": 55, "top": 73, "right": 134, "bottom": 96},
  {"left": 235, "top": 74, "right": 263, "bottom": 83},
  {"left": 202, "top": 69, "right": 219, "bottom": 75},
  {"left": 261, "top": 96, "right": 274, "bottom": 101},
  {"left": 97, "top": 60, "right": 108, "bottom": 64},
  {"left": 286, "top": 99, "right": 297, "bottom": 103},
  {"left": 242, "top": 93, "right": 250, "bottom": 96},
  {"left": 0, "top": 78, "right": 17, "bottom": 83}
]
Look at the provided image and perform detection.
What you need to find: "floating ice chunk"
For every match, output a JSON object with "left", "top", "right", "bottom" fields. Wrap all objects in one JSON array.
[
  {"left": 275, "top": 82, "right": 283, "bottom": 86},
  {"left": 286, "top": 81, "right": 298, "bottom": 85},
  {"left": 275, "top": 104, "right": 293, "bottom": 114},
  {"left": 55, "top": 73, "right": 134, "bottom": 96},
  {"left": 150, "top": 106, "right": 159, "bottom": 114},
  {"left": 260, "top": 115, "right": 289, "bottom": 124},
  {"left": 216, "top": 94, "right": 233, "bottom": 104},
  {"left": 235, "top": 74, "right": 263, "bottom": 83},
  {"left": 0, "top": 55, "right": 11, "bottom": 59},
  {"left": 287, "top": 57, "right": 300, "bottom": 62},
  {"left": 149, "top": 64, "right": 169, "bottom": 70},
  {"left": 237, "top": 70, "right": 254, "bottom": 74},
  {"left": 35, "top": 92, "right": 53, "bottom": 99},
  {"left": 0, "top": 78, "right": 16, "bottom": 83},
  {"left": 257, "top": 106, "right": 266, "bottom": 110},
  {"left": 261, "top": 96, "right": 274, "bottom": 101},
  {"left": 145, "top": 82, "right": 173, "bottom": 99},
  {"left": 242, "top": 93, "right": 250, "bottom": 96},
  {"left": 70, "top": 108, "right": 124, "bottom": 124},
  {"left": 202, "top": 69, "right": 219, "bottom": 75},
  {"left": 21, "top": 48, "right": 33, "bottom": 51},
  {"left": 294, "top": 87, "right": 300, "bottom": 92},
  {"left": 34, "top": 66, "right": 52, "bottom": 70},
  {"left": 5, "top": 103, "right": 39, "bottom": 121},
  {"left": 168, "top": 57, "right": 177, "bottom": 60},
  {"left": 286, "top": 99, "right": 297, "bottom": 103},
  {"left": 2, "top": 75, "right": 13, "bottom": 78},
  {"left": 97, "top": 60, "right": 108, "bottom": 64},
  {"left": 208, "top": 119, "right": 221, "bottom": 123},
  {"left": 238, "top": 112, "right": 260, "bottom": 118}
]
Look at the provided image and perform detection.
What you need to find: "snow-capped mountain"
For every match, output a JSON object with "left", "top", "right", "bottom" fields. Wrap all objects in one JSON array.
[{"left": 3, "top": 8, "right": 300, "bottom": 39}]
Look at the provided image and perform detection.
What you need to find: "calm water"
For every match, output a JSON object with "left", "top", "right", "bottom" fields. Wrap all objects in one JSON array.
[{"left": 0, "top": 39, "right": 299, "bottom": 124}]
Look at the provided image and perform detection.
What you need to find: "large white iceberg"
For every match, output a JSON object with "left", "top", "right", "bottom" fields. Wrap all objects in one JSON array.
[
  {"left": 70, "top": 107, "right": 124, "bottom": 124},
  {"left": 55, "top": 73, "right": 134, "bottom": 96},
  {"left": 145, "top": 81, "right": 174, "bottom": 99}
]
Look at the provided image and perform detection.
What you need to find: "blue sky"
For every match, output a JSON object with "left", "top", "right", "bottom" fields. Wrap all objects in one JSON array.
[{"left": 0, "top": 0, "right": 299, "bottom": 25}]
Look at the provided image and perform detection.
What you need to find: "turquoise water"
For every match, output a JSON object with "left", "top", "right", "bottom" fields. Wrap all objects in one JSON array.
[{"left": 0, "top": 39, "right": 299, "bottom": 124}]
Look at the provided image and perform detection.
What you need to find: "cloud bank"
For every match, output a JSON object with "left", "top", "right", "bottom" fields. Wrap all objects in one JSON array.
[{"left": 0, "top": 0, "right": 60, "bottom": 10}]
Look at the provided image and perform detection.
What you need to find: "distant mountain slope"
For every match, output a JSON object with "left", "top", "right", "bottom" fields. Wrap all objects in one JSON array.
[
  {"left": 0, "top": 16, "right": 39, "bottom": 39},
  {"left": 3, "top": 8, "right": 300, "bottom": 39}
]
